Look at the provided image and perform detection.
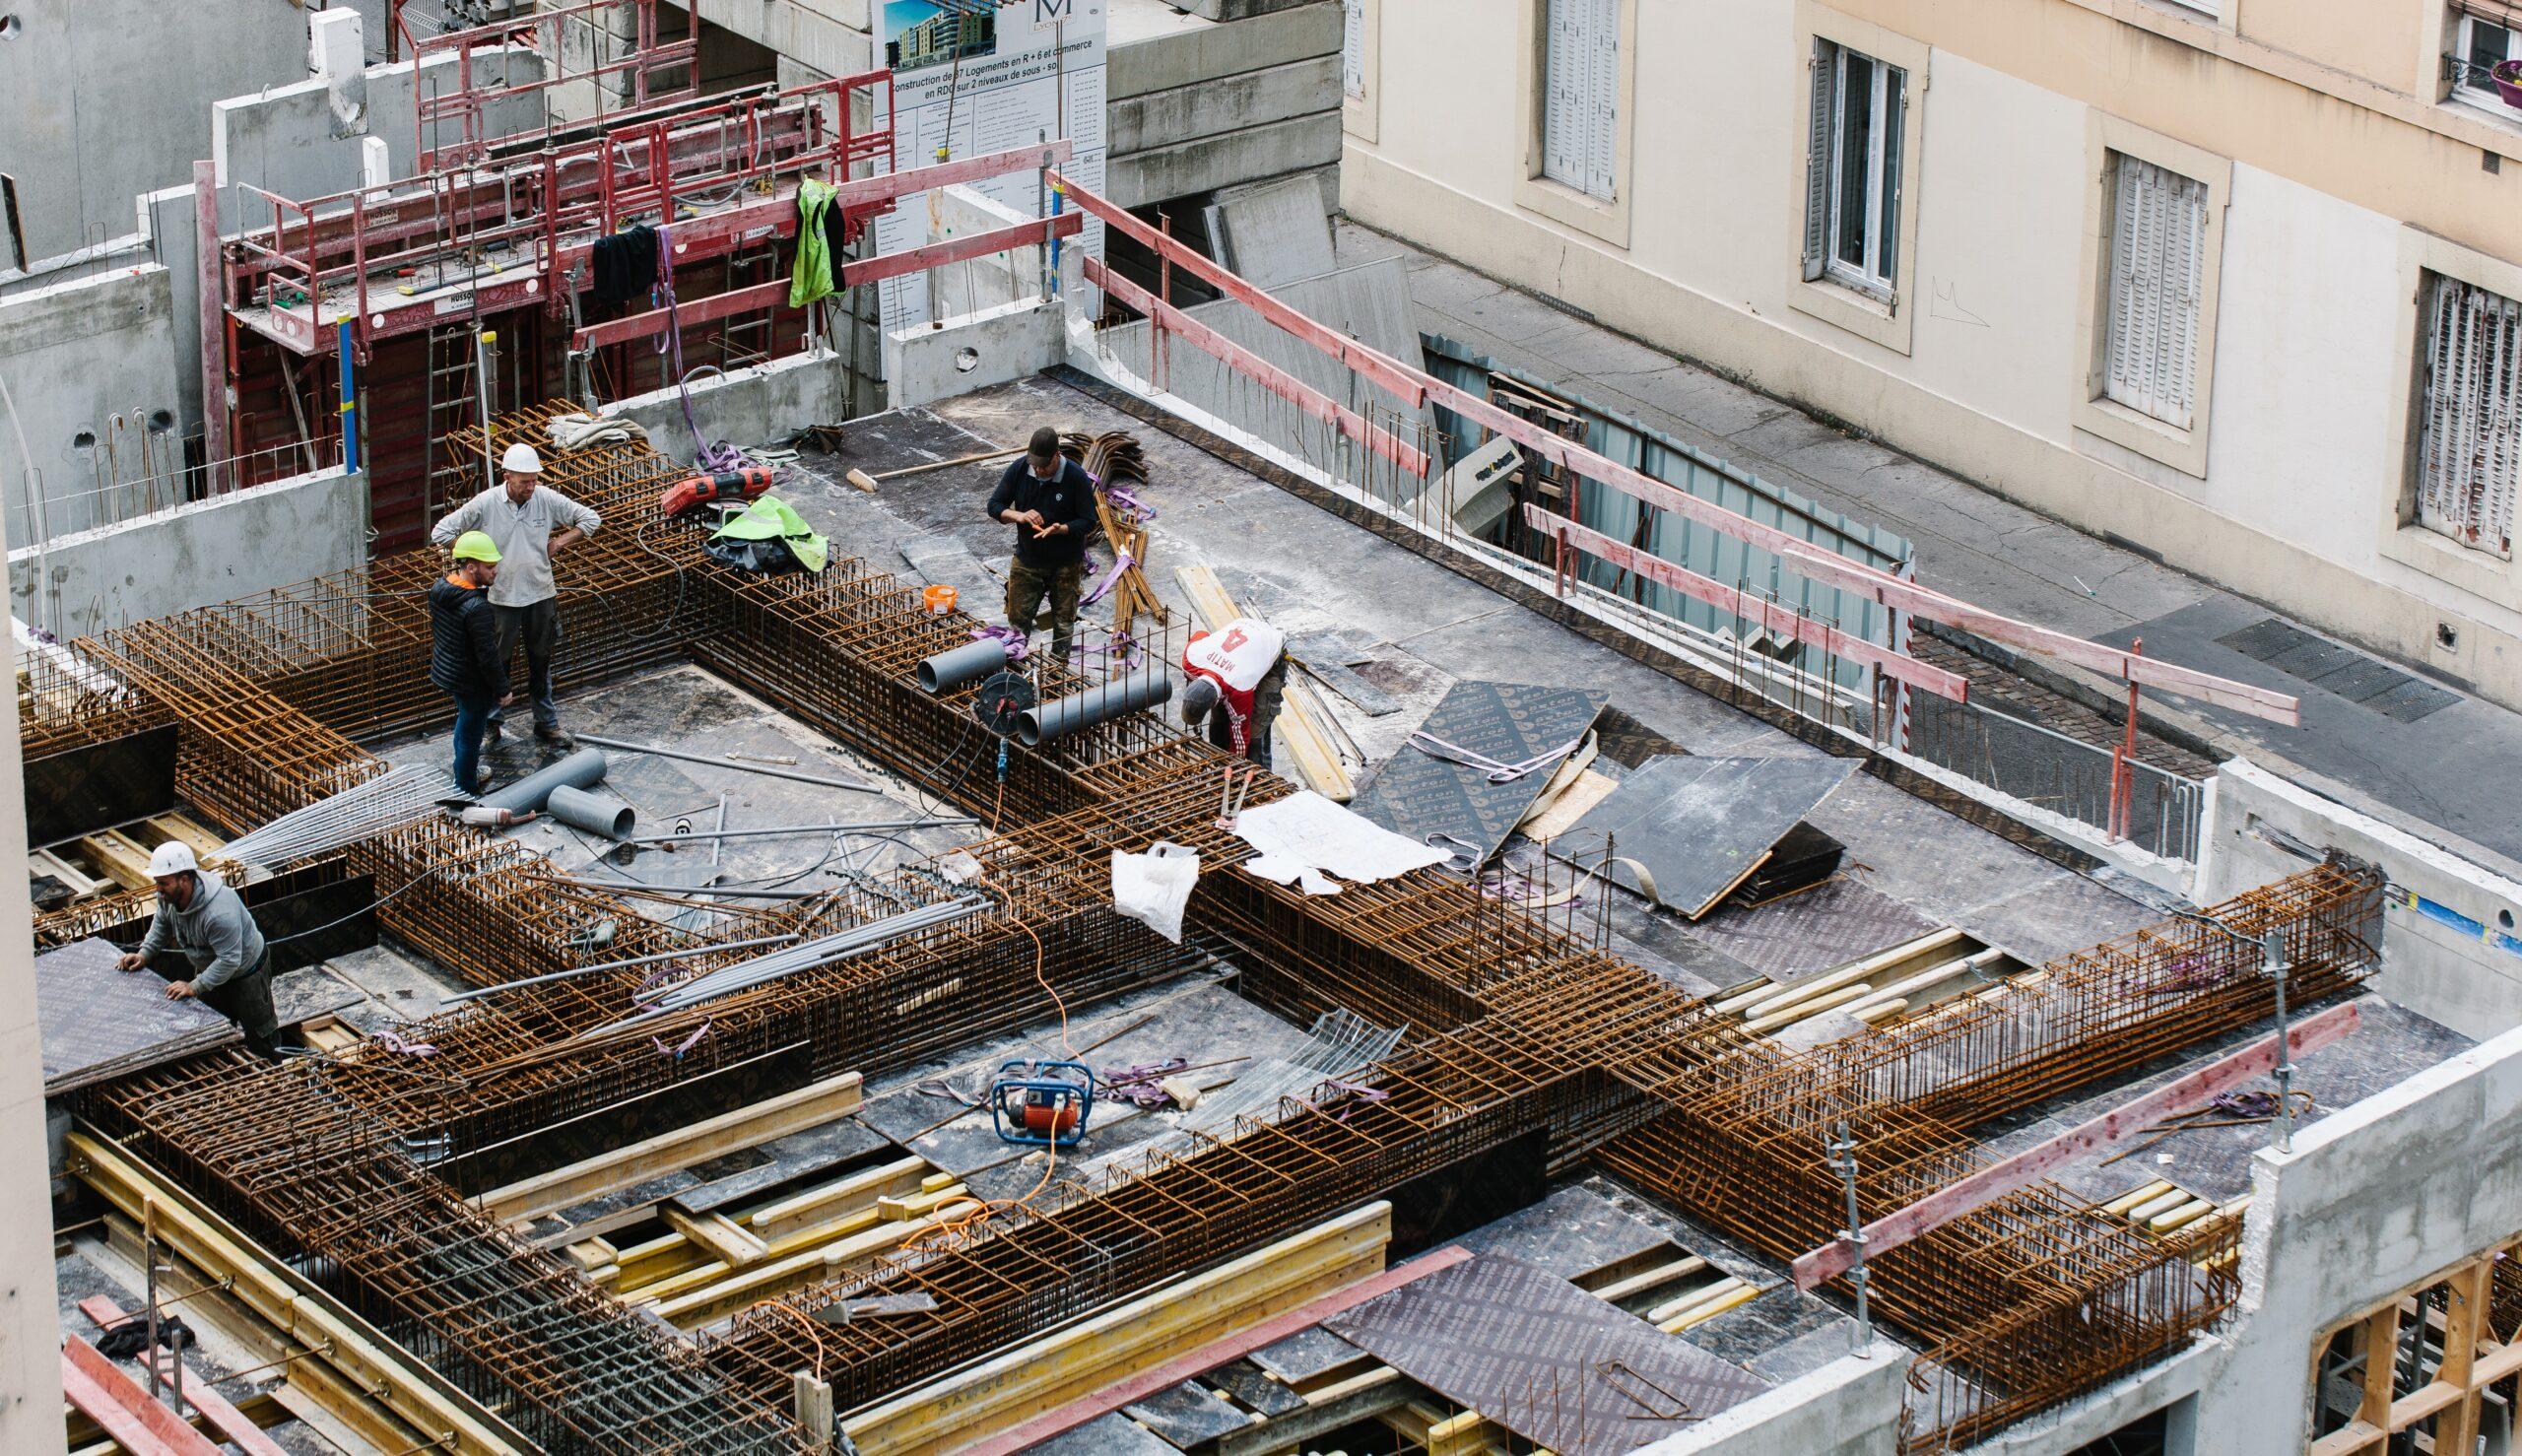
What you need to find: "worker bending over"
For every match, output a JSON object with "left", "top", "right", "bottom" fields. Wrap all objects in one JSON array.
[
  {"left": 430, "top": 443, "right": 600, "bottom": 745},
  {"left": 116, "top": 842, "right": 298, "bottom": 1059},
  {"left": 985, "top": 427, "right": 1097, "bottom": 662},
  {"left": 430, "top": 531, "right": 515, "bottom": 795},
  {"left": 1180, "top": 616, "right": 1288, "bottom": 767}
]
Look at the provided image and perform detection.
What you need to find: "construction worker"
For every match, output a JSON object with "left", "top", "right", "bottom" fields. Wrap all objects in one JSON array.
[
  {"left": 1180, "top": 615, "right": 1289, "bottom": 767},
  {"left": 986, "top": 427, "right": 1097, "bottom": 661},
  {"left": 430, "top": 530, "right": 515, "bottom": 795},
  {"left": 430, "top": 442, "right": 601, "bottom": 745},
  {"left": 115, "top": 842, "right": 297, "bottom": 1059}
]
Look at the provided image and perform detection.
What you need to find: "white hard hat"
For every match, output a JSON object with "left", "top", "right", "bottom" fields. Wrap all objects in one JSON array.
[
  {"left": 501, "top": 442, "right": 543, "bottom": 474},
  {"left": 148, "top": 841, "right": 198, "bottom": 878}
]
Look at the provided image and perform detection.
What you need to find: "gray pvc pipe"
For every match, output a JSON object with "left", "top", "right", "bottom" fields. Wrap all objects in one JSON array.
[
  {"left": 478, "top": 747, "right": 608, "bottom": 814},
  {"left": 1017, "top": 669, "right": 1173, "bottom": 747},
  {"left": 916, "top": 639, "right": 1008, "bottom": 695},
  {"left": 547, "top": 783, "right": 634, "bottom": 838}
]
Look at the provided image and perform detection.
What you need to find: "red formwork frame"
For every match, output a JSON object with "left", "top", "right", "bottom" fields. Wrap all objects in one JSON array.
[
  {"left": 391, "top": 0, "right": 699, "bottom": 170},
  {"left": 219, "top": 73, "right": 895, "bottom": 364}
]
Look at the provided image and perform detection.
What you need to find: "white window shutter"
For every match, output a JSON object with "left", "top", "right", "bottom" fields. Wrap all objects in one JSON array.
[
  {"left": 1589, "top": 0, "right": 1619, "bottom": 201},
  {"left": 2101, "top": 157, "right": 2209, "bottom": 430},
  {"left": 2418, "top": 276, "right": 2522, "bottom": 558},
  {"left": 1804, "top": 41, "right": 1833, "bottom": 281},
  {"left": 1343, "top": 0, "right": 1365, "bottom": 100},
  {"left": 1542, "top": 0, "right": 1578, "bottom": 191}
]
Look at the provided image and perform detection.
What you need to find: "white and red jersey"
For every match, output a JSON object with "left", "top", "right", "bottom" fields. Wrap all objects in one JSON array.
[{"left": 1180, "top": 617, "right": 1286, "bottom": 753}]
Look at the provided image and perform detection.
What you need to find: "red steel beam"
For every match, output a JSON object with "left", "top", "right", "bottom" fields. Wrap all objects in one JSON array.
[
  {"left": 955, "top": 1244, "right": 1475, "bottom": 1456},
  {"left": 1054, "top": 168, "right": 2297, "bottom": 725},
  {"left": 1792, "top": 999, "right": 2363, "bottom": 1291},
  {"left": 1090, "top": 257, "right": 1431, "bottom": 479},
  {"left": 835, "top": 141, "right": 1072, "bottom": 215},
  {"left": 62, "top": 1333, "right": 222, "bottom": 1456},
  {"left": 843, "top": 212, "right": 1085, "bottom": 290},
  {"left": 573, "top": 277, "right": 791, "bottom": 352},
  {"left": 1530, "top": 505, "right": 1968, "bottom": 701},
  {"left": 78, "top": 1296, "right": 286, "bottom": 1456}
]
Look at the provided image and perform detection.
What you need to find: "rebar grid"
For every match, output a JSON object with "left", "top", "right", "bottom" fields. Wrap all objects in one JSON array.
[{"left": 33, "top": 403, "right": 2385, "bottom": 1453}]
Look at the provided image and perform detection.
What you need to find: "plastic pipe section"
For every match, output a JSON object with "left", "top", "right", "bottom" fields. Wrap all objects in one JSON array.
[
  {"left": 478, "top": 747, "right": 608, "bottom": 815},
  {"left": 917, "top": 639, "right": 1009, "bottom": 695},
  {"left": 1017, "top": 669, "right": 1172, "bottom": 747},
  {"left": 547, "top": 784, "right": 635, "bottom": 838}
]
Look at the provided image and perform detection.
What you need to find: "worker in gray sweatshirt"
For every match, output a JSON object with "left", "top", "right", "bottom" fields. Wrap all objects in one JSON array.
[{"left": 115, "top": 841, "right": 297, "bottom": 1059}]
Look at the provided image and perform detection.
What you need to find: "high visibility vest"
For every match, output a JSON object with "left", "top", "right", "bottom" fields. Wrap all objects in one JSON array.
[{"left": 1181, "top": 618, "right": 1285, "bottom": 753}]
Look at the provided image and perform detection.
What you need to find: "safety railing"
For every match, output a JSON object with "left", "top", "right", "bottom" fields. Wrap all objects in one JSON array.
[
  {"left": 221, "top": 73, "right": 892, "bottom": 358},
  {"left": 393, "top": 0, "right": 698, "bottom": 169},
  {"left": 1906, "top": 689, "right": 2207, "bottom": 862}
]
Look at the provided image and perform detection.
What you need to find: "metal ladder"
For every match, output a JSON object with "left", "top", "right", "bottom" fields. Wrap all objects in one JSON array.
[{"left": 425, "top": 320, "right": 483, "bottom": 519}]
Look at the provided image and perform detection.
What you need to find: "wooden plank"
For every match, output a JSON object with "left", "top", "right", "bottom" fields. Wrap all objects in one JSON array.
[
  {"left": 1175, "top": 564, "right": 1353, "bottom": 800},
  {"left": 1531, "top": 508, "right": 1970, "bottom": 701},
  {"left": 63, "top": 1336, "right": 221, "bottom": 1456},
  {"left": 662, "top": 1207, "right": 767, "bottom": 1268},
  {"left": 71, "top": 1133, "right": 524, "bottom": 1455},
  {"left": 746, "top": 1155, "right": 930, "bottom": 1238},
  {"left": 76, "top": 1296, "right": 287, "bottom": 1456},
  {"left": 480, "top": 1071, "right": 862, "bottom": 1225},
  {"left": 647, "top": 1200, "right": 978, "bottom": 1327},
  {"left": 847, "top": 1203, "right": 1399, "bottom": 1456},
  {"left": 1793, "top": 1001, "right": 2363, "bottom": 1290}
]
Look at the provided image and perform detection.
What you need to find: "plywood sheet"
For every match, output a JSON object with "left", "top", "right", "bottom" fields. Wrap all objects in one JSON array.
[
  {"left": 39, "top": 938, "right": 235, "bottom": 1094},
  {"left": 1550, "top": 756, "right": 1857, "bottom": 918},
  {"left": 1353, "top": 682, "right": 1607, "bottom": 865}
]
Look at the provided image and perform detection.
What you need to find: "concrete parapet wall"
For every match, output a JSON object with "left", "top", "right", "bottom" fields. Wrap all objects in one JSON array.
[
  {"left": 605, "top": 350, "right": 860, "bottom": 463},
  {"left": 1109, "top": 0, "right": 1340, "bottom": 99},
  {"left": 2200, "top": 759, "right": 2522, "bottom": 1038},
  {"left": 0, "top": 264, "right": 185, "bottom": 544},
  {"left": 8, "top": 466, "right": 367, "bottom": 640},
  {"left": 1631, "top": 1342, "right": 1907, "bottom": 1455}
]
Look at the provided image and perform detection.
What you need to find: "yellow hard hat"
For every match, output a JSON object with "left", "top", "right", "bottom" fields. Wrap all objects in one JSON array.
[{"left": 451, "top": 530, "right": 502, "bottom": 563}]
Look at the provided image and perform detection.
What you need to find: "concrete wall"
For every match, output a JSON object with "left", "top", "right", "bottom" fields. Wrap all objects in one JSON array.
[
  {"left": 1106, "top": 0, "right": 1342, "bottom": 208},
  {"left": 7, "top": 466, "right": 368, "bottom": 640},
  {"left": 1632, "top": 1343, "right": 1907, "bottom": 1455},
  {"left": 605, "top": 350, "right": 859, "bottom": 462},
  {"left": 0, "top": 265, "right": 185, "bottom": 544},
  {"left": 1341, "top": 0, "right": 2522, "bottom": 715},
  {"left": 216, "top": 45, "right": 549, "bottom": 206},
  {"left": 888, "top": 297, "right": 1068, "bottom": 409},
  {"left": 0, "top": 0, "right": 308, "bottom": 264},
  {"left": 2193, "top": 1016, "right": 2522, "bottom": 1453},
  {"left": 2199, "top": 759, "right": 2522, "bottom": 1040},
  {"left": 0, "top": 634, "right": 66, "bottom": 1456}
]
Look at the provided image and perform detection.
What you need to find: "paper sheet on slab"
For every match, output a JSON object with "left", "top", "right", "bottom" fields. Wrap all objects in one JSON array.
[{"left": 1233, "top": 791, "right": 1449, "bottom": 894}]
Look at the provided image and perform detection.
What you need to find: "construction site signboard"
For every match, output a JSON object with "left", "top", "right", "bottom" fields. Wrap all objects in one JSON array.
[{"left": 875, "top": 0, "right": 1107, "bottom": 333}]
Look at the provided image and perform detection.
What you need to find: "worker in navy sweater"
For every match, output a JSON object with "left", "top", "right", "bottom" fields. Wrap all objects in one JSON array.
[
  {"left": 429, "top": 531, "right": 515, "bottom": 796},
  {"left": 985, "top": 428, "right": 1098, "bottom": 662}
]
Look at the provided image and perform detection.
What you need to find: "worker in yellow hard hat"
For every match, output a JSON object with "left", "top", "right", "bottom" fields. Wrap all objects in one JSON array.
[
  {"left": 429, "top": 530, "right": 516, "bottom": 795},
  {"left": 429, "top": 441, "right": 602, "bottom": 746}
]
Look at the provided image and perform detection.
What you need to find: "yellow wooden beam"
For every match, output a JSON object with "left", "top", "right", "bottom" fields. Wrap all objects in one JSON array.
[
  {"left": 69, "top": 1131, "right": 522, "bottom": 1456},
  {"left": 843, "top": 1202, "right": 1392, "bottom": 1456},
  {"left": 479, "top": 1071, "right": 862, "bottom": 1225}
]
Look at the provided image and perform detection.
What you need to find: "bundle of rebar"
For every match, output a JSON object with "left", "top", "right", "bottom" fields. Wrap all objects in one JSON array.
[
  {"left": 630, "top": 894, "right": 991, "bottom": 1017},
  {"left": 218, "top": 762, "right": 461, "bottom": 867}
]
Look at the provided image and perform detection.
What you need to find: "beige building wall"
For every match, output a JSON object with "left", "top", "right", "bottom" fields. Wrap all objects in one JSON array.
[
  {"left": 0, "top": 635, "right": 67, "bottom": 1450},
  {"left": 1340, "top": 0, "right": 2522, "bottom": 711}
]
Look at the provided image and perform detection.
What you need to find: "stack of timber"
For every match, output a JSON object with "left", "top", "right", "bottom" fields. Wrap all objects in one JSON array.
[
  {"left": 1065, "top": 431, "right": 1167, "bottom": 635},
  {"left": 1704, "top": 930, "right": 2020, "bottom": 1037}
]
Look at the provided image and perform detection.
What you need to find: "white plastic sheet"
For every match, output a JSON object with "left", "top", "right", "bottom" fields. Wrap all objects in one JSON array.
[
  {"left": 1234, "top": 791, "right": 1450, "bottom": 895},
  {"left": 1112, "top": 840, "right": 1201, "bottom": 944}
]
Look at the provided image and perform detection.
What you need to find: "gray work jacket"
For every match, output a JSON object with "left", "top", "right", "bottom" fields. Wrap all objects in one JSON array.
[
  {"left": 137, "top": 871, "right": 267, "bottom": 991},
  {"left": 431, "top": 485, "right": 603, "bottom": 608}
]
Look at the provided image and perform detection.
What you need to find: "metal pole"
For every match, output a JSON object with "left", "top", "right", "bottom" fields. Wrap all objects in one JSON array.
[
  {"left": 619, "top": 816, "right": 972, "bottom": 847},
  {"left": 475, "top": 328, "right": 498, "bottom": 491},
  {"left": 335, "top": 316, "right": 360, "bottom": 473},
  {"left": 440, "top": 931, "right": 806, "bottom": 1004},
  {"left": 1829, "top": 1117, "right": 1872, "bottom": 1356},
  {"left": 2265, "top": 928, "right": 2295, "bottom": 1153},
  {"left": 572, "top": 733, "right": 885, "bottom": 794}
]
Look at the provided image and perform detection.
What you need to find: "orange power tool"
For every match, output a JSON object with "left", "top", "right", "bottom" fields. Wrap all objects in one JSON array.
[{"left": 659, "top": 466, "right": 773, "bottom": 516}]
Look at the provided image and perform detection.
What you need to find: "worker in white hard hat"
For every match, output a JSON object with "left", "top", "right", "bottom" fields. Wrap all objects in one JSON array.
[
  {"left": 429, "top": 441, "right": 602, "bottom": 748},
  {"left": 115, "top": 842, "right": 297, "bottom": 1059}
]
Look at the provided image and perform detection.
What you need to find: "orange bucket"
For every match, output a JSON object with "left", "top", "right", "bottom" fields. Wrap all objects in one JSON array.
[{"left": 923, "top": 584, "right": 958, "bottom": 615}]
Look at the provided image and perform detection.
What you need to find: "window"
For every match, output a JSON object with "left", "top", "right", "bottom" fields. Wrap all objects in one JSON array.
[
  {"left": 1805, "top": 38, "right": 1906, "bottom": 299},
  {"left": 2305, "top": 1236, "right": 2521, "bottom": 1455},
  {"left": 2416, "top": 274, "right": 2522, "bottom": 559},
  {"left": 1541, "top": 0, "right": 1620, "bottom": 202},
  {"left": 2101, "top": 155, "right": 2210, "bottom": 430},
  {"left": 2453, "top": 12, "right": 2517, "bottom": 105}
]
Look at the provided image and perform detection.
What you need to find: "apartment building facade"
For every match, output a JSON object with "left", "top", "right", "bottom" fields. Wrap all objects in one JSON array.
[{"left": 1339, "top": 0, "right": 2522, "bottom": 714}]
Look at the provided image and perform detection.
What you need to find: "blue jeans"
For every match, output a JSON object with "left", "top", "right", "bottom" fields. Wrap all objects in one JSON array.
[{"left": 449, "top": 692, "right": 498, "bottom": 792}]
